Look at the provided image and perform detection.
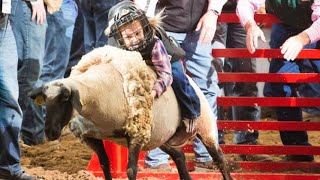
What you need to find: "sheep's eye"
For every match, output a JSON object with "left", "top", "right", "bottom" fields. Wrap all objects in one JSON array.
[
  {"left": 62, "top": 95, "right": 69, "bottom": 102},
  {"left": 60, "top": 86, "right": 71, "bottom": 102}
]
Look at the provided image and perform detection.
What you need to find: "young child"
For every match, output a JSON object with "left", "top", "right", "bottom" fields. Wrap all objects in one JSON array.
[{"left": 106, "top": 0, "right": 201, "bottom": 147}]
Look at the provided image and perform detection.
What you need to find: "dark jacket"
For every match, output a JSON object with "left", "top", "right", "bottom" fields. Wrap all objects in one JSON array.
[
  {"left": 266, "top": 0, "right": 313, "bottom": 29},
  {"left": 222, "top": 0, "right": 237, "bottom": 12},
  {"left": 156, "top": 0, "right": 208, "bottom": 33}
]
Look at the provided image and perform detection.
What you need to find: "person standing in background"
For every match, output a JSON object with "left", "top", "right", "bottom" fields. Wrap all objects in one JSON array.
[
  {"left": 65, "top": 0, "right": 84, "bottom": 77},
  {"left": 0, "top": 0, "right": 41, "bottom": 179},
  {"left": 10, "top": 0, "right": 47, "bottom": 146},
  {"left": 22, "top": 0, "right": 78, "bottom": 145},
  {"left": 212, "top": 0, "right": 272, "bottom": 162},
  {"left": 79, "top": 0, "right": 120, "bottom": 53},
  {"left": 237, "top": 0, "right": 320, "bottom": 162}
]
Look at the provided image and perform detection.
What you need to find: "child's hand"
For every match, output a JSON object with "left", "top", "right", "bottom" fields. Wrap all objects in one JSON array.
[{"left": 151, "top": 90, "right": 157, "bottom": 99}]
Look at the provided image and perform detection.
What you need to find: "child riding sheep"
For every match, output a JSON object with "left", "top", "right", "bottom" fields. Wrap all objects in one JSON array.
[{"left": 106, "top": 0, "right": 201, "bottom": 147}]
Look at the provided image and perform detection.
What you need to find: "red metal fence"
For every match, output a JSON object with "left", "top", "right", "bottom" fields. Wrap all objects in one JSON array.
[{"left": 86, "top": 13, "right": 320, "bottom": 179}]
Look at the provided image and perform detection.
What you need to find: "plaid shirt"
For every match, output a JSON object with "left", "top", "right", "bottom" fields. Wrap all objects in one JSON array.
[{"left": 151, "top": 38, "right": 173, "bottom": 97}]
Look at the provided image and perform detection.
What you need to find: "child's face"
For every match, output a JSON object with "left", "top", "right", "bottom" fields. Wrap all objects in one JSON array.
[{"left": 120, "top": 20, "right": 145, "bottom": 50}]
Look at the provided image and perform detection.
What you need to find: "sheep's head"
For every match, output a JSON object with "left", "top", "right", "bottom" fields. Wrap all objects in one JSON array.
[{"left": 29, "top": 80, "right": 81, "bottom": 141}]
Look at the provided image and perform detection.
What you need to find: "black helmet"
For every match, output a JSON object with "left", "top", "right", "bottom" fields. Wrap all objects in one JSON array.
[{"left": 108, "top": 0, "right": 153, "bottom": 52}]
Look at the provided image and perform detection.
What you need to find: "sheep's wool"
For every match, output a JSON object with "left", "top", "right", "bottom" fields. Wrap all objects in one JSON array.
[{"left": 103, "top": 46, "right": 155, "bottom": 146}]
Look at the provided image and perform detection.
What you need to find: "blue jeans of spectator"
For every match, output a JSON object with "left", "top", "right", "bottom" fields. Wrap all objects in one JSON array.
[
  {"left": 265, "top": 23, "right": 320, "bottom": 148},
  {"left": 22, "top": 0, "right": 78, "bottom": 145},
  {"left": 42, "top": 0, "right": 77, "bottom": 84},
  {"left": 298, "top": 42, "right": 320, "bottom": 115},
  {"left": 65, "top": 0, "right": 85, "bottom": 77},
  {"left": 171, "top": 60, "right": 201, "bottom": 119},
  {"left": 80, "top": 0, "right": 119, "bottom": 53},
  {"left": 264, "top": 61, "right": 320, "bottom": 117},
  {"left": 212, "top": 23, "right": 260, "bottom": 145},
  {"left": 10, "top": 0, "right": 47, "bottom": 145},
  {"left": 0, "top": 22, "right": 24, "bottom": 177},
  {"left": 145, "top": 31, "right": 219, "bottom": 166}
]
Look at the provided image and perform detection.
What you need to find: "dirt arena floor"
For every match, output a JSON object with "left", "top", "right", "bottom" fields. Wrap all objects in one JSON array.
[{"left": 21, "top": 115, "right": 320, "bottom": 180}]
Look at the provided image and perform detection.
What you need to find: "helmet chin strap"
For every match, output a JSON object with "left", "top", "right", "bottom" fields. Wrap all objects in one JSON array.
[{"left": 128, "top": 44, "right": 140, "bottom": 51}]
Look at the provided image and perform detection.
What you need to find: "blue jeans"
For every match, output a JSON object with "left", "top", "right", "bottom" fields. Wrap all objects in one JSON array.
[
  {"left": 264, "top": 23, "right": 320, "bottom": 147},
  {"left": 66, "top": 0, "right": 85, "bottom": 77},
  {"left": 144, "top": 148, "right": 170, "bottom": 167},
  {"left": 10, "top": 0, "right": 47, "bottom": 145},
  {"left": 22, "top": 0, "right": 78, "bottom": 145},
  {"left": 212, "top": 23, "right": 260, "bottom": 145},
  {"left": 264, "top": 56, "right": 320, "bottom": 116},
  {"left": 0, "top": 22, "right": 24, "bottom": 177},
  {"left": 42, "top": 0, "right": 77, "bottom": 83},
  {"left": 145, "top": 31, "right": 219, "bottom": 166},
  {"left": 80, "top": 0, "right": 119, "bottom": 53},
  {"left": 298, "top": 42, "right": 320, "bottom": 115},
  {"left": 171, "top": 60, "right": 200, "bottom": 119}
]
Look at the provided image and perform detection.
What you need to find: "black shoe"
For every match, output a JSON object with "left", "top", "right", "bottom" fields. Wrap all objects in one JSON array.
[
  {"left": 0, "top": 171, "right": 42, "bottom": 180},
  {"left": 284, "top": 155, "right": 314, "bottom": 162}
]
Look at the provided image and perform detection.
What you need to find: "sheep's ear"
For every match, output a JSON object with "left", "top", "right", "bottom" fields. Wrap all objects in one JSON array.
[
  {"left": 28, "top": 86, "right": 46, "bottom": 106},
  {"left": 60, "top": 83, "right": 82, "bottom": 113},
  {"left": 70, "top": 87, "right": 82, "bottom": 113}
]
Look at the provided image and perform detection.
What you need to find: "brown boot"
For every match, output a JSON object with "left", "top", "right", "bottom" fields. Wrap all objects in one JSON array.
[
  {"left": 195, "top": 160, "right": 214, "bottom": 170},
  {"left": 236, "top": 154, "right": 273, "bottom": 162},
  {"left": 165, "top": 126, "right": 197, "bottom": 148},
  {"left": 144, "top": 163, "right": 172, "bottom": 171}
]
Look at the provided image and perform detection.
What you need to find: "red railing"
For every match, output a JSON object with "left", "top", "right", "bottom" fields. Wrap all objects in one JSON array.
[
  {"left": 212, "top": 49, "right": 320, "bottom": 59},
  {"left": 218, "top": 13, "right": 281, "bottom": 23},
  {"left": 218, "top": 73, "right": 320, "bottom": 83}
]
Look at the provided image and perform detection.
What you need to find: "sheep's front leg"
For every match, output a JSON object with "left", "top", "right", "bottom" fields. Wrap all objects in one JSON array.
[
  {"left": 82, "top": 137, "right": 112, "bottom": 180},
  {"left": 196, "top": 134, "right": 232, "bottom": 180},
  {"left": 127, "top": 141, "right": 142, "bottom": 180}
]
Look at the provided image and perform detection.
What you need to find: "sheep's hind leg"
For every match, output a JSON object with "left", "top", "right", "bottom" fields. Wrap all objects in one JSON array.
[
  {"left": 196, "top": 134, "right": 233, "bottom": 180},
  {"left": 159, "top": 144, "right": 192, "bottom": 180},
  {"left": 82, "top": 137, "right": 112, "bottom": 180}
]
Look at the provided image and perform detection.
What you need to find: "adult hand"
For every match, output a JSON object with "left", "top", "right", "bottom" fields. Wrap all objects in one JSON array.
[
  {"left": 31, "top": 2, "right": 46, "bottom": 25},
  {"left": 280, "top": 33, "right": 310, "bottom": 61},
  {"left": 255, "top": 4, "right": 266, "bottom": 28},
  {"left": 44, "top": 0, "right": 63, "bottom": 14},
  {"left": 196, "top": 10, "right": 218, "bottom": 44},
  {"left": 244, "top": 20, "right": 266, "bottom": 53}
]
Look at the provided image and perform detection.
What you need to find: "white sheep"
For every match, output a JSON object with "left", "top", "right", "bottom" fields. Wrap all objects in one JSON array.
[{"left": 30, "top": 45, "right": 232, "bottom": 180}]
